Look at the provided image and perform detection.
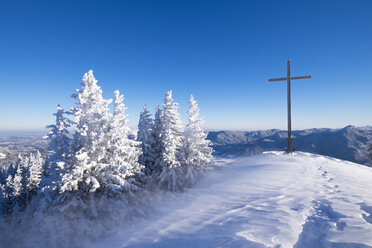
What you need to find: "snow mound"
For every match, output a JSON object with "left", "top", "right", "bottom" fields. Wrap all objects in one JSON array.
[
  {"left": 0, "top": 152, "right": 6, "bottom": 159},
  {"left": 95, "top": 152, "right": 372, "bottom": 248}
]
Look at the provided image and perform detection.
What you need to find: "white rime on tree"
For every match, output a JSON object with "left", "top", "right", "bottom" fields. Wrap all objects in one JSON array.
[
  {"left": 137, "top": 105, "right": 156, "bottom": 173},
  {"left": 45, "top": 105, "right": 72, "bottom": 161},
  {"left": 181, "top": 95, "right": 213, "bottom": 186},
  {"left": 0, "top": 152, "right": 43, "bottom": 215},
  {"left": 60, "top": 71, "right": 142, "bottom": 196},
  {"left": 43, "top": 105, "right": 72, "bottom": 191},
  {"left": 156, "top": 90, "right": 184, "bottom": 192},
  {"left": 103, "top": 90, "right": 143, "bottom": 194},
  {"left": 1, "top": 175, "right": 15, "bottom": 215},
  {"left": 149, "top": 106, "right": 164, "bottom": 175},
  {"left": 13, "top": 156, "right": 29, "bottom": 211},
  {"left": 60, "top": 70, "right": 112, "bottom": 194},
  {"left": 27, "top": 151, "right": 43, "bottom": 194}
]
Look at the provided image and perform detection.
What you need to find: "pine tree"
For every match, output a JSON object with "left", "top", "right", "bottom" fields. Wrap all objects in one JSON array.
[
  {"left": 1, "top": 175, "right": 15, "bottom": 216},
  {"left": 6, "top": 162, "right": 17, "bottom": 179},
  {"left": 137, "top": 105, "right": 156, "bottom": 173},
  {"left": 156, "top": 90, "right": 184, "bottom": 192},
  {"left": 0, "top": 161, "right": 19, "bottom": 216},
  {"left": 60, "top": 70, "right": 112, "bottom": 194},
  {"left": 13, "top": 156, "right": 29, "bottom": 211},
  {"left": 43, "top": 105, "right": 72, "bottom": 192},
  {"left": 0, "top": 167, "right": 5, "bottom": 186},
  {"left": 152, "top": 106, "right": 163, "bottom": 163},
  {"left": 27, "top": 151, "right": 43, "bottom": 197},
  {"left": 0, "top": 164, "right": 12, "bottom": 216},
  {"left": 0, "top": 153, "right": 44, "bottom": 215},
  {"left": 181, "top": 95, "right": 213, "bottom": 186},
  {"left": 0, "top": 167, "right": 6, "bottom": 202},
  {"left": 45, "top": 105, "right": 72, "bottom": 162},
  {"left": 102, "top": 90, "right": 143, "bottom": 194}
]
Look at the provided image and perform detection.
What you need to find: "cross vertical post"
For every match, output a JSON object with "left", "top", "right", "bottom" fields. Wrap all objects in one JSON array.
[
  {"left": 268, "top": 60, "right": 311, "bottom": 153},
  {"left": 286, "top": 60, "right": 293, "bottom": 153}
]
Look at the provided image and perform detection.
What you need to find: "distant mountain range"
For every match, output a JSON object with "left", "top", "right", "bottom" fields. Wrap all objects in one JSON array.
[
  {"left": 1, "top": 125, "right": 371, "bottom": 167},
  {"left": 207, "top": 125, "right": 372, "bottom": 165}
]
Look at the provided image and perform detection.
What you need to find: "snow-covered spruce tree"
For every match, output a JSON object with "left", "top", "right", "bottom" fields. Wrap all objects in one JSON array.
[
  {"left": 26, "top": 151, "right": 43, "bottom": 201},
  {"left": 0, "top": 167, "right": 6, "bottom": 187},
  {"left": 155, "top": 90, "right": 184, "bottom": 192},
  {"left": 0, "top": 162, "right": 17, "bottom": 216},
  {"left": 60, "top": 70, "right": 112, "bottom": 195},
  {"left": 103, "top": 90, "right": 143, "bottom": 195},
  {"left": 59, "top": 71, "right": 142, "bottom": 199},
  {"left": 145, "top": 105, "right": 164, "bottom": 177},
  {"left": 13, "top": 155, "right": 29, "bottom": 212},
  {"left": 180, "top": 95, "right": 213, "bottom": 186},
  {"left": 1, "top": 174, "right": 14, "bottom": 216},
  {"left": 42, "top": 104, "right": 72, "bottom": 192},
  {"left": 5, "top": 162, "right": 17, "bottom": 181},
  {"left": 0, "top": 153, "right": 44, "bottom": 215},
  {"left": 0, "top": 167, "right": 6, "bottom": 201},
  {"left": 137, "top": 105, "right": 156, "bottom": 173}
]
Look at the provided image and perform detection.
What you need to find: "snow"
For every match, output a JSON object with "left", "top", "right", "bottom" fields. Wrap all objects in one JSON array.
[{"left": 94, "top": 152, "right": 372, "bottom": 248}]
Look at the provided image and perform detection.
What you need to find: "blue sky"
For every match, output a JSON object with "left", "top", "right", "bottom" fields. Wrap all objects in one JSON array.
[{"left": 0, "top": 0, "right": 371, "bottom": 131}]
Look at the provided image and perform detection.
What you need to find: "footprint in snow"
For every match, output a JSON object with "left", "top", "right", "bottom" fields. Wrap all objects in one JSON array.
[
  {"left": 360, "top": 203, "right": 372, "bottom": 225},
  {"left": 294, "top": 200, "right": 347, "bottom": 248}
]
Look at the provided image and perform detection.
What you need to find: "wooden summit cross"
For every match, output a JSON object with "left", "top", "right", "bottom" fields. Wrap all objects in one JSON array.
[{"left": 268, "top": 60, "right": 311, "bottom": 153}]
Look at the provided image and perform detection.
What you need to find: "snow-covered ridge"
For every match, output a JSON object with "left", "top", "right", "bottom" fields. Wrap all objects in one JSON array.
[
  {"left": 208, "top": 125, "right": 372, "bottom": 165},
  {"left": 2, "top": 125, "right": 371, "bottom": 168},
  {"left": 94, "top": 152, "right": 372, "bottom": 248}
]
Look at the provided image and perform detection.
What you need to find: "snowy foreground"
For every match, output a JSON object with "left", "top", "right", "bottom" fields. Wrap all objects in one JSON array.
[{"left": 95, "top": 152, "right": 372, "bottom": 248}]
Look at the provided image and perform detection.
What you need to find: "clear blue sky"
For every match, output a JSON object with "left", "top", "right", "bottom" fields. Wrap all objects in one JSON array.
[{"left": 0, "top": 0, "right": 371, "bottom": 131}]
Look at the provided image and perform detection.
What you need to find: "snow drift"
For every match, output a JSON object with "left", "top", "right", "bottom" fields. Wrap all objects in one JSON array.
[
  {"left": 2, "top": 152, "right": 372, "bottom": 248},
  {"left": 94, "top": 152, "right": 372, "bottom": 248}
]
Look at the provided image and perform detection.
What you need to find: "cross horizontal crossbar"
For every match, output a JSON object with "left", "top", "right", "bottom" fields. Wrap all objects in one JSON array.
[{"left": 268, "top": 75, "right": 311, "bottom": 82}]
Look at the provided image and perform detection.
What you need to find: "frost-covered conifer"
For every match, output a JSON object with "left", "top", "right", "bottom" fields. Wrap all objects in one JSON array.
[
  {"left": 102, "top": 90, "right": 143, "bottom": 194},
  {"left": 0, "top": 167, "right": 5, "bottom": 186},
  {"left": 1, "top": 175, "right": 15, "bottom": 216},
  {"left": 0, "top": 168, "right": 4, "bottom": 198},
  {"left": 5, "top": 163, "right": 17, "bottom": 181},
  {"left": 45, "top": 105, "right": 72, "bottom": 161},
  {"left": 148, "top": 106, "right": 164, "bottom": 175},
  {"left": 180, "top": 95, "right": 213, "bottom": 186},
  {"left": 13, "top": 156, "right": 29, "bottom": 211},
  {"left": 0, "top": 168, "right": 6, "bottom": 202},
  {"left": 59, "top": 71, "right": 142, "bottom": 197},
  {"left": 1, "top": 153, "right": 43, "bottom": 214},
  {"left": 0, "top": 161, "right": 20, "bottom": 215},
  {"left": 43, "top": 105, "right": 72, "bottom": 191},
  {"left": 137, "top": 105, "right": 156, "bottom": 173},
  {"left": 60, "top": 70, "right": 112, "bottom": 194},
  {"left": 156, "top": 91, "right": 184, "bottom": 192},
  {"left": 27, "top": 151, "right": 43, "bottom": 195}
]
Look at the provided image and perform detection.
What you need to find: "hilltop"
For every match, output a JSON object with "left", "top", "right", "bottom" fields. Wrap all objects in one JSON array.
[{"left": 94, "top": 152, "right": 372, "bottom": 248}]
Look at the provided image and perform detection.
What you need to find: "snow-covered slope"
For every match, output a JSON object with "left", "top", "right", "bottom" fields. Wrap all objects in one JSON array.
[
  {"left": 208, "top": 126, "right": 372, "bottom": 165},
  {"left": 95, "top": 152, "right": 372, "bottom": 248}
]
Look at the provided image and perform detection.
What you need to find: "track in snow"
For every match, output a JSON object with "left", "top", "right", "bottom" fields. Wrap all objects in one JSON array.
[{"left": 95, "top": 152, "right": 372, "bottom": 248}]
